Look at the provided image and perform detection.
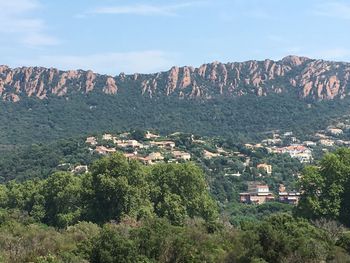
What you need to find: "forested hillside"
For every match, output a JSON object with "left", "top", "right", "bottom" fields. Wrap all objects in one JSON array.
[
  {"left": 1, "top": 56, "right": 350, "bottom": 146},
  {"left": 0, "top": 92, "right": 350, "bottom": 145}
]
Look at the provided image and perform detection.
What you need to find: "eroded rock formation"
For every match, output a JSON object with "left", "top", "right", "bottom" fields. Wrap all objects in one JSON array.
[{"left": 1, "top": 56, "right": 350, "bottom": 102}]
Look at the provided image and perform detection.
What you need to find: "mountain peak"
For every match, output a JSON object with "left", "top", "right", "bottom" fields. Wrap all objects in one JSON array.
[{"left": 281, "top": 55, "right": 310, "bottom": 66}]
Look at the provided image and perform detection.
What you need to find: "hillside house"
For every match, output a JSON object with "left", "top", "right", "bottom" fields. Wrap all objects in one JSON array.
[
  {"left": 95, "top": 146, "right": 116, "bottom": 155},
  {"left": 86, "top": 136, "right": 97, "bottom": 146},
  {"left": 327, "top": 127, "right": 343, "bottom": 136},
  {"left": 336, "top": 140, "right": 350, "bottom": 146},
  {"left": 262, "top": 138, "right": 282, "bottom": 146},
  {"left": 123, "top": 152, "right": 138, "bottom": 158},
  {"left": 239, "top": 183, "right": 275, "bottom": 204},
  {"left": 295, "top": 152, "right": 312, "bottom": 163},
  {"left": 257, "top": 163, "right": 272, "bottom": 175},
  {"left": 102, "top": 134, "right": 113, "bottom": 141},
  {"left": 315, "top": 133, "right": 329, "bottom": 139},
  {"left": 116, "top": 139, "right": 144, "bottom": 149},
  {"left": 192, "top": 139, "right": 206, "bottom": 144},
  {"left": 272, "top": 133, "right": 280, "bottom": 139},
  {"left": 245, "top": 143, "right": 263, "bottom": 149},
  {"left": 303, "top": 141, "right": 317, "bottom": 147},
  {"left": 141, "top": 152, "right": 164, "bottom": 165},
  {"left": 278, "top": 184, "right": 300, "bottom": 205},
  {"left": 217, "top": 147, "right": 229, "bottom": 156},
  {"left": 150, "top": 141, "right": 175, "bottom": 149},
  {"left": 319, "top": 139, "right": 335, "bottom": 147},
  {"left": 283, "top": 131, "right": 293, "bottom": 137},
  {"left": 203, "top": 150, "right": 221, "bottom": 159},
  {"left": 244, "top": 144, "right": 254, "bottom": 149},
  {"left": 172, "top": 150, "right": 191, "bottom": 161},
  {"left": 72, "top": 165, "right": 88, "bottom": 174},
  {"left": 145, "top": 131, "right": 160, "bottom": 139},
  {"left": 278, "top": 145, "right": 312, "bottom": 163},
  {"left": 291, "top": 137, "right": 298, "bottom": 143},
  {"left": 119, "top": 132, "right": 130, "bottom": 138}
]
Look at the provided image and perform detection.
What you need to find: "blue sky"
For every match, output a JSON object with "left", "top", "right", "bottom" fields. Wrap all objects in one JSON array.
[{"left": 1, "top": 0, "right": 350, "bottom": 75}]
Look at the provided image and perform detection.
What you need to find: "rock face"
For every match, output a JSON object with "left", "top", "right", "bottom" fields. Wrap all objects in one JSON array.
[
  {"left": 2, "top": 55, "right": 350, "bottom": 102},
  {"left": 139, "top": 55, "right": 350, "bottom": 100},
  {"left": 0, "top": 66, "right": 118, "bottom": 101}
]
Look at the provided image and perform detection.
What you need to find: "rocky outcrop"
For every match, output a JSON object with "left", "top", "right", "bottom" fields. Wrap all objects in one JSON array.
[
  {"left": 139, "top": 55, "right": 350, "bottom": 100},
  {"left": 103, "top": 77, "right": 118, "bottom": 95},
  {"left": 289, "top": 59, "right": 347, "bottom": 100},
  {"left": 0, "top": 66, "right": 118, "bottom": 101},
  {"left": 2, "top": 55, "right": 350, "bottom": 102}
]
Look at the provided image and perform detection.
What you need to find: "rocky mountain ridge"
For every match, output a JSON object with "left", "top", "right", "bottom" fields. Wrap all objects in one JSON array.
[{"left": 1, "top": 55, "right": 349, "bottom": 102}]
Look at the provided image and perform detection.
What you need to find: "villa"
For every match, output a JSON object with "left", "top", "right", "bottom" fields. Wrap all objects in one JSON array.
[
  {"left": 86, "top": 136, "right": 97, "bottom": 146},
  {"left": 257, "top": 163, "right": 272, "bottom": 174},
  {"left": 172, "top": 150, "right": 191, "bottom": 161},
  {"left": 150, "top": 141, "right": 176, "bottom": 149},
  {"left": 95, "top": 146, "right": 116, "bottom": 155},
  {"left": 278, "top": 184, "right": 300, "bottom": 205},
  {"left": 239, "top": 183, "right": 275, "bottom": 204}
]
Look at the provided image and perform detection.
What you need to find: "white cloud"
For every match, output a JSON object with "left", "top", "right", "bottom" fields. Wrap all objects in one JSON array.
[
  {"left": 84, "top": 2, "right": 202, "bottom": 17},
  {"left": 15, "top": 50, "right": 177, "bottom": 75},
  {"left": 0, "top": 0, "right": 58, "bottom": 47},
  {"left": 314, "top": 1, "right": 350, "bottom": 19}
]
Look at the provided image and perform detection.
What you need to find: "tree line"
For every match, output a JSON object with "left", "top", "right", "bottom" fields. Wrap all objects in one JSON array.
[{"left": 0, "top": 152, "right": 350, "bottom": 262}]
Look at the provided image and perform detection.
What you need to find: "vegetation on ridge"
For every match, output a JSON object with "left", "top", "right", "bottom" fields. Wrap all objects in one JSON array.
[{"left": 0, "top": 92, "right": 350, "bottom": 145}]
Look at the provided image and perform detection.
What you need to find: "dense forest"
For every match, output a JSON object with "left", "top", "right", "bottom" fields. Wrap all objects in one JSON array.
[
  {"left": 0, "top": 91, "right": 350, "bottom": 145},
  {"left": 0, "top": 138, "right": 97, "bottom": 182},
  {"left": 0, "top": 152, "right": 350, "bottom": 262}
]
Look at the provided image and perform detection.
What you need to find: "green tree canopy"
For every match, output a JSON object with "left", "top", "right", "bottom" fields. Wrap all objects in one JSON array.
[
  {"left": 149, "top": 162, "right": 218, "bottom": 225},
  {"left": 82, "top": 153, "right": 153, "bottom": 224},
  {"left": 297, "top": 148, "right": 350, "bottom": 226}
]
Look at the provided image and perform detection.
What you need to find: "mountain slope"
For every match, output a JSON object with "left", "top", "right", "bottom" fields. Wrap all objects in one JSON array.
[
  {"left": 1, "top": 56, "right": 350, "bottom": 145},
  {"left": 1, "top": 55, "right": 350, "bottom": 102}
]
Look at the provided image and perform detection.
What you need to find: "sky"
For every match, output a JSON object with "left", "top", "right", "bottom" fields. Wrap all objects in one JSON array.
[{"left": 1, "top": 0, "right": 350, "bottom": 75}]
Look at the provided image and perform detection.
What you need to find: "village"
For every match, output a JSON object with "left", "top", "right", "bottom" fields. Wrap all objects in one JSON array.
[
  {"left": 85, "top": 131, "right": 191, "bottom": 165},
  {"left": 80, "top": 121, "right": 350, "bottom": 206}
]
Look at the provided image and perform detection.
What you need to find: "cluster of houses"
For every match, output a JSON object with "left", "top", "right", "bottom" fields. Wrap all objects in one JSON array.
[
  {"left": 270, "top": 145, "right": 313, "bottom": 163},
  {"left": 86, "top": 132, "right": 191, "bottom": 165},
  {"left": 87, "top": 131, "right": 246, "bottom": 165},
  {"left": 258, "top": 132, "right": 314, "bottom": 163},
  {"left": 313, "top": 126, "right": 350, "bottom": 147},
  {"left": 239, "top": 183, "right": 300, "bottom": 205},
  {"left": 124, "top": 150, "right": 191, "bottom": 165},
  {"left": 250, "top": 125, "right": 350, "bottom": 164},
  {"left": 245, "top": 132, "right": 311, "bottom": 163}
]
